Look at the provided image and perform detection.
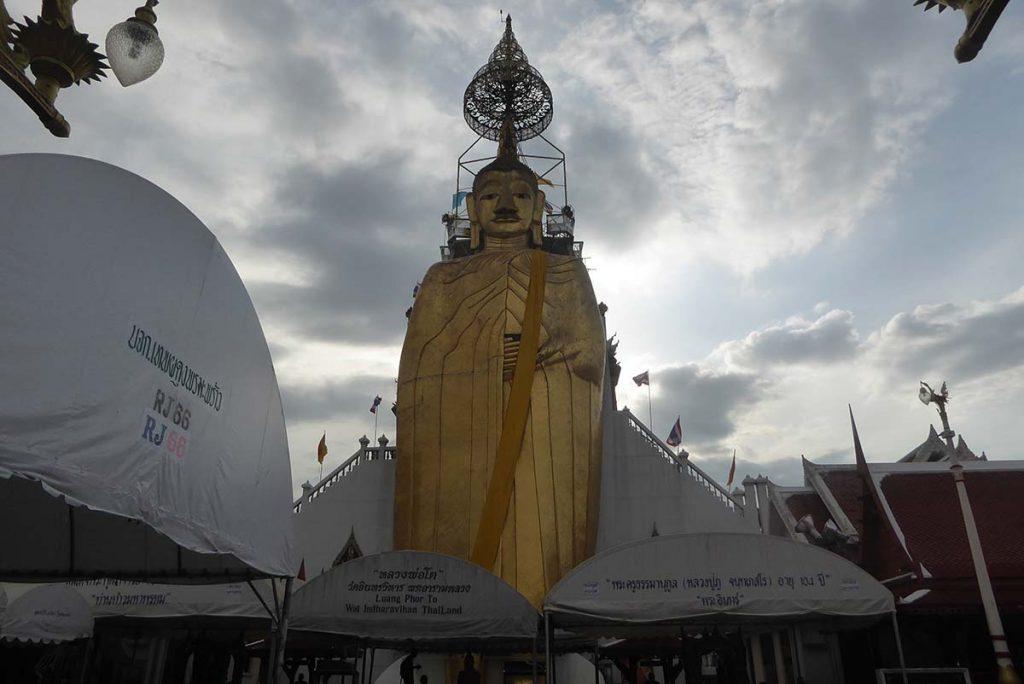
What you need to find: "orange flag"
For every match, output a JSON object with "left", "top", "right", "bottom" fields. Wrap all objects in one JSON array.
[
  {"left": 726, "top": 449, "right": 737, "bottom": 488},
  {"left": 317, "top": 433, "right": 328, "bottom": 464}
]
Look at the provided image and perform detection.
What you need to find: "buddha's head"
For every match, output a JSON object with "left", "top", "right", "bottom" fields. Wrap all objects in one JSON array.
[{"left": 467, "top": 119, "right": 545, "bottom": 250}]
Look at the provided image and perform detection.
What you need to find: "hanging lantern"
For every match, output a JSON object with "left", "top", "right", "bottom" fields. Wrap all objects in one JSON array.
[{"left": 105, "top": 0, "right": 163, "bottom": 87}]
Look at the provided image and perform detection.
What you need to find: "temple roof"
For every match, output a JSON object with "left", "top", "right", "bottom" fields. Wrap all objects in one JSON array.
[
  {"left": 775, "top": 459, "right": 1024, "bottom": 607},
  {"left": 899, "top": 426, "right": 983, "bottom": 462},
  {"left": 762, "top": 414, "right": 1022, "bottom": 608},
  {"left": 332, "top": 526, "right": 364, "bottom": 567}
]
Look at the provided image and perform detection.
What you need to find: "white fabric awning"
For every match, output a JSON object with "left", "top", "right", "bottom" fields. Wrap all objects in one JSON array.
[
  {"left": 544, "top": 533, "right": 893, "bottom": 633},
  {"left": 0, "top": 154, "right": 295, "bottom": 582},
  {"left": 1, "top": 585, "right": 93, "bottom": 643},
  {"left": 1, "top": 580, "right": 273, "bottom": 626},
  {"left": 290, "top": 551, "right": 539, "bottom": 649}
]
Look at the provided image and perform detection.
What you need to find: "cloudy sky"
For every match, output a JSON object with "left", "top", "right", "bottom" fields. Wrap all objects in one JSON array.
[{"left": 4, "top": 0, "right": 1024, "bottom": 492}]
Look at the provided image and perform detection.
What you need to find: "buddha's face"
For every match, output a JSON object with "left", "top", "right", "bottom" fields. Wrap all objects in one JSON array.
[{"left": 472, "top": 170, "right": 538, "bottom": 239}]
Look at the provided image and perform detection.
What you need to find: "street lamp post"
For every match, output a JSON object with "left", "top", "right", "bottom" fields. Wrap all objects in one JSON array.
[
  {"left": 919, "top": 381, "right": 1021, "bottom": 684},
  {"left": 0, "top": 0, "right": 164, "bottom": 137}
]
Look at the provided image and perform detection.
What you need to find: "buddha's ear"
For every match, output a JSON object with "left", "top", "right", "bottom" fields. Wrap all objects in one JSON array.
[
  {"left": 467, "top": 192, "right": 481, "bottom": 251},
  {"left": 531, "top": 189, "right": 545, "bottom": 247}
]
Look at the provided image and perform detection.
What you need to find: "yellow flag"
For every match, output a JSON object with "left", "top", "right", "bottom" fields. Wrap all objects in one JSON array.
[
  {"left": 536, "top": 176, "right": 554, "bottom": 186},
  {"left": 317, "top": 433, "right": 328, "bottom": 464}
]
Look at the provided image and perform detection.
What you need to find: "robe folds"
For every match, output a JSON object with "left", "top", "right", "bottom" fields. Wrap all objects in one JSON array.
[{"left": 394, "top": 248, "right": 605, "bottom": 608}]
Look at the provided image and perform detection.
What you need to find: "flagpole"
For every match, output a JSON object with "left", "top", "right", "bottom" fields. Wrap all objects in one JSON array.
[
  {"left": 647, "top": 381, "right": 653, "bottom": 430},
  {"left": 373, "top": 410, "right": 379, "bottom": 444},
  {"left": 317, "top": 432, "right": 327, "bottom": 483}
]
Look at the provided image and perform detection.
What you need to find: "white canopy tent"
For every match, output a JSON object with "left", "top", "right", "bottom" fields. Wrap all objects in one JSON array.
[
  {"left": 0, "top": 579, "right": 277, "bottom": 647},
  {"left": 290, "top": 551, "right": 540, "bottom": 651},
  {"left": 544, "top": 532, "right": 894, "bottom": 634},
  {"left": 1, "top": 585, "right": 93, "bottom": 644},
  {"left": 0, "top": 154, "right": 295, "bottom": 582}
]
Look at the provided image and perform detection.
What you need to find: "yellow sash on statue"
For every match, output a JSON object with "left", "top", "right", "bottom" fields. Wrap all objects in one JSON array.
[{"left": 470, "top": 248, "right": 548, "bottom": 570}]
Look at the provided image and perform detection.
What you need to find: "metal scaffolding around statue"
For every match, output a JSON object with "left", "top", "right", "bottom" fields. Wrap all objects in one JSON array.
[{"left": 443, "top": 16, "right": 575, "bottom": 261}]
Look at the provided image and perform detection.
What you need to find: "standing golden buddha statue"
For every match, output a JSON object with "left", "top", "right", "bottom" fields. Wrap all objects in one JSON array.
[{"left": 394, "top": 18, "right": 605, "bottom": 609}]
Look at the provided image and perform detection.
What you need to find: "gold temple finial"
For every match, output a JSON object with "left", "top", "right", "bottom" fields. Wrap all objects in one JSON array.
[{"left": 496, "top": 116, "right": 519, "bottom": 165}]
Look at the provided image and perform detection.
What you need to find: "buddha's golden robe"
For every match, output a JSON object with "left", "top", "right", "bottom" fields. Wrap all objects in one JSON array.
[{"left": 394, "top": 248, "right": 605, "bottom": 607}]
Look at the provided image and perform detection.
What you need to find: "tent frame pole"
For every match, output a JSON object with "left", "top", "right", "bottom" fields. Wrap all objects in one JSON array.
[
  {"left": 78, "top": 632, "right": 96, "bottom": 684},
  {"left": 267, "top": 576, "right": 293, "bottom": 684},
  {"left": 265, "top": 578, "right": 282, "bottom": 684},
  {"left": 545, "top": 613, "right": 553, "bottom": 684},
  {"left": 891, "top": 611, "right": 909, "bottom": 684},
  {"left": 369, "top": 646, "right": 376, "bottom": 684},
  {"left": 247, "top": 580, "right": 278, "bottom": 624},
  {"left": 593, "top": 644, "right": 600, "bottom": 684},
  {"left": 531, "top": 633, "right": 538, "bottom": 684},
  {"left": 364, "top": 638, "right": 372, "bottom": 684}
]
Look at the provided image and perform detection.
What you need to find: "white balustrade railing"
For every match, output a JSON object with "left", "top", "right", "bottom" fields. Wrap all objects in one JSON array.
[
  {"left": 293, "top": 411, "right": 742, "bottom": 517},
  {"left": 293, "top": 440, "right": 396, "bottom": 513},
  {"left": 621, "top": 408, "right": 743, "bottom": 515}
]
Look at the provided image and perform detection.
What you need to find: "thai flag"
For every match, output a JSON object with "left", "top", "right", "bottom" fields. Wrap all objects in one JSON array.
[
  {"left": 370, "top": 395, "right": 382, "bottom": 414},
  {"left": 666, "top": 417, "right": 683, "bottom": 447}
]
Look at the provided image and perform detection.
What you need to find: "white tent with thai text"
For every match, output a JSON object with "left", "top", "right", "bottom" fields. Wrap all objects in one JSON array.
[
  {"left": 544, "top": 533, "right": 893, "bottom": 634},
  {"left": 290, "top": 551, "right": 540, "bottom": 650},
  {"left": 1, "top": 585, "right": 93, "bottom": 643},
  {"left": 0, "top": 154, "right": 295, "bottom": 582}
]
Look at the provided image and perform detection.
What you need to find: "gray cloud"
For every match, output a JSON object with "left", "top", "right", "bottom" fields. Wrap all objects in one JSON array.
[
  {"left": 552, "top": 0, "right": 957, "bottom": 270},
  {"left": 655, "top": 363, "right": 768, "bottom": 447},
  {"left": 691, "top": 446, "right": 853, "bottom": 490},
  {"left": 247, "top": 156, "right": 443, "bottom": 344},
  {"left": 871, "top": 288, "right": 1024, "bottom": 383},
  {"left": 280, "top": 374, "right": 395, "bottom": 425},
  {"left": 720, "top": 309, "right": 861, "bottom": 369},
  {"left": 552, "top": 113, "right": 665, "bottom": 240},
  {"left": 689, "top": 452, "right": 804, "bottom": 490}
]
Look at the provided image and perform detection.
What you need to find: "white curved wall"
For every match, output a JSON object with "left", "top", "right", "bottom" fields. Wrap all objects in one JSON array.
[
  {"left": 596, "top": 410, "right": 755, "bottom": 551},
  {"left": 293, "top": 457, "right": 395, "bottom": 579}
]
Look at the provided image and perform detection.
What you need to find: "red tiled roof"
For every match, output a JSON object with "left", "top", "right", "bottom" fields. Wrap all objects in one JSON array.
[
  {"left": 783, "top": 491, "right": 831, "bottom": 532},
  {"left": 813, "top": 467, "right": 915, "bottom": 578},
  {"left": 878, "top": 470, "right": 1024, "bottom": 580},
  {"left": 820, "top": 468, "right": 866, "bottom": 535}
]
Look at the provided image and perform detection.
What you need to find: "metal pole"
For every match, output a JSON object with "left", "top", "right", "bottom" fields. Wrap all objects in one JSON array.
[
  {"left": 925, "top": 387, "right": 1020, "bottom": 682},
  {"left": 951, "top": 463, "right": 1020, "bottom": 682},
  {"left": 78, "top": 635, "right": 95, "bottom": 684},
  {"left": 594, "top": 645, "right": 600, "bottom": 684},
  {"left": 265, "top": 618, "right": 278, "bottom": 684},
  {"left": 647, "top": 383, "right": 653, "bottom": 431},
  {"left": 545, "top": 613, "right": 553, "bottom": 684},
  {"left": 532, "top": 633, "right": 539, "bottom": 684},
  {"left": 891, "top": 612, "right": 909, "bottom": 684},
  {"left": 369, "top": 647, "right": 376, "bottom": 684},
  {"left": 361, "top": 642, "right": 368, "bottom": 684},
  {"left": 934, "top": 398, "right": 956, "bottom": 450},
  {"left": 273, "top": 577, "right": 294, "bottom": 684}
]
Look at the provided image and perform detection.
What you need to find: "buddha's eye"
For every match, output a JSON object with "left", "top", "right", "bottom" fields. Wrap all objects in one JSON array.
[
  {"left": 514, "top": 193, "right": 530, "bottom": 199},
  {"left": 481, "top": 193, "right": 499, "bottom": 201}
]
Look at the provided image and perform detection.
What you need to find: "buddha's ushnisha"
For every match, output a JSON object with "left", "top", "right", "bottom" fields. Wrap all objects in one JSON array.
[{"left": 394, "top": 116, "right": 606, "bottom": 608}]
